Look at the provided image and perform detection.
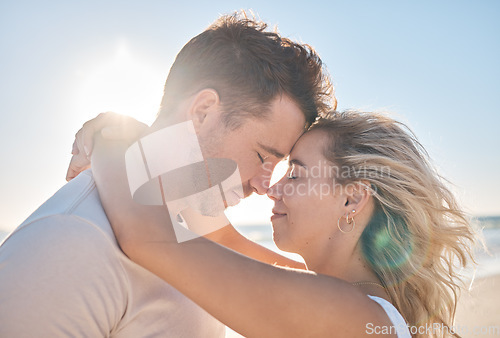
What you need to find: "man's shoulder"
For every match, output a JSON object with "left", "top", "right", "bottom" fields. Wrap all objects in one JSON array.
[
  {"left": 19, "top": 170, "right": 116, "bottom": 240},
  {"left": 3, "top": 213, "right": 119, "bottom": 257},
  {"left": 0, "top": 214, "right": 131, "bottom": 337}
]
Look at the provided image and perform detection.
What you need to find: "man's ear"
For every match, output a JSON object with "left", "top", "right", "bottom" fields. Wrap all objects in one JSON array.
[
  {"left": 342, "top": 180, "right": 372, "bottom": 216},
  {"left": 187, "top": 89, "right": 221, "bottom": 133}
]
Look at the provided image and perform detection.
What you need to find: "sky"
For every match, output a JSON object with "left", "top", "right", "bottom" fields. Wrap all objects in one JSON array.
[{"left": 1, "top": 0, "right": 499, "bottom": 231}]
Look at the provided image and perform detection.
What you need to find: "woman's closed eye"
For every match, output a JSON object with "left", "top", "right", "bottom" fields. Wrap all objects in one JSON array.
[{"left": 287, "top": 166, "right": 297, "bottom": 179}]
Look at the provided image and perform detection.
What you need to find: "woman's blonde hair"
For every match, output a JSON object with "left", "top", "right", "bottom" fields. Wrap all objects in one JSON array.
[{"left": 310, "top": 111, "right": 476, "bottom": 337}]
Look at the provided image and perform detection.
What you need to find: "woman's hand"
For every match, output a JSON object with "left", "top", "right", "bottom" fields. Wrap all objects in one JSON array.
[{"left": 66, "top": 112, "right": 148, "bottom": 181}]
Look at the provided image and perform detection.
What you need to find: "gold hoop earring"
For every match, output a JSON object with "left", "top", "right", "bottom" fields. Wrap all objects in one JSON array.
[{"left": 337, "top": 212, "right": 355, "bottom": 233}]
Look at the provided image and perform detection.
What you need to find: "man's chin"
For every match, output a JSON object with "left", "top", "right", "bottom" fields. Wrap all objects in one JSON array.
[
  {"left": 198, "top": 206, "right": 227, "bottom": 217},
  {"left": 223, "top": 190, "right": 243, "bottom": 208}
]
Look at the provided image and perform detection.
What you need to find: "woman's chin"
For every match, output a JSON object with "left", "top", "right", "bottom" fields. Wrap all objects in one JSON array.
[
  {"left": 272, "top": 232, "right": 292, "bottom": 253},
  {"left": 271, "top": 217, "right": 295, "bottom": 252}
]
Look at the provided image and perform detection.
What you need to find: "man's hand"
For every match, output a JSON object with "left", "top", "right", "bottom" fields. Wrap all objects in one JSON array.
[{"left": 66, "top": 112, "right": 148, "bottom": 181}]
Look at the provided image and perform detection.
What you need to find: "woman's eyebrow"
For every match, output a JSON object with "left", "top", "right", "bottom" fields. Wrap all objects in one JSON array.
[{"left": 288, "top": 158, "right": 307, "bottom": 168}]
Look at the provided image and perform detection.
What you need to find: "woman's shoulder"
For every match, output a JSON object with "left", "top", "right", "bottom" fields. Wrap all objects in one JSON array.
[{"left": 366, "top": 295, "right": 412, "bottom": 338}]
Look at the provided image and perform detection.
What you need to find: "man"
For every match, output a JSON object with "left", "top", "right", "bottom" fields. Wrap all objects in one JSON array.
[{"left": 0, "top": 12, "right": 333, "bottom": 337}]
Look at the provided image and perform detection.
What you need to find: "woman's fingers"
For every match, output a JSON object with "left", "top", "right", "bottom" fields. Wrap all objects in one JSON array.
[
  {"left": 79, "top": 112, "right": 117, "bottom": 157},
  {"left": 67, "top": 112, "right": 148, "bottom": 181},
  {"left": 100, "top": 122, "right": 148, "bottom": 141},
  {"left": 71, "top": 139, "right": 79, "bottom": 155},
  {"left": 66, "top": 153, "right": 91, "bottom": 181},
  {"left": 77, "top": 112, "right": 148, "bottom": 154}
]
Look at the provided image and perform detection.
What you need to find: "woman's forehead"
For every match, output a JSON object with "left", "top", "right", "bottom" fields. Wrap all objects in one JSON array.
[
  {"left": 291, "top": 130, "right": 327, "bottom": 154},
  {"left": 289, "top": 130, "right": 329, "bottom": 165}
]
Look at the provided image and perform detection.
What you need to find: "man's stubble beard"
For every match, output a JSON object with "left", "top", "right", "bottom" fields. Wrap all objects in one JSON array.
[{"left": 193, "top": 127, "right": 232, "bottom": 215}]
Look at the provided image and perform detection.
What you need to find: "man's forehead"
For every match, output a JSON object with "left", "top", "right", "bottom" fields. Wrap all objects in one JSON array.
[{"left": 252, "top": 95, "right": 306, "bottom": 159}]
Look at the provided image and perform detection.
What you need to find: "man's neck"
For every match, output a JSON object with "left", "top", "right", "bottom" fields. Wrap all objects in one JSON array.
[{"left": 147, "top": 112, "right": 188, "bottom": 136}]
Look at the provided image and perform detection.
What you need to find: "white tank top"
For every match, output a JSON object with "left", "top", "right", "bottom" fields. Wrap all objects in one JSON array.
[{"left": 367, "top": 295, "right": 412, "bottom": 337}]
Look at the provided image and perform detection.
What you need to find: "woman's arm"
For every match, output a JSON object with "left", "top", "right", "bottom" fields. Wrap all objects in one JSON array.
[
  {"left": 92, "top": 136, "right": 395, "bottom": 337},
  {"left": 203, "top": 225, "right": 305, "bottom": 268}
]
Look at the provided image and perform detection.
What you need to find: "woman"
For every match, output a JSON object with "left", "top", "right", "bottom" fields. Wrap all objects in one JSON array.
[{"left": 88, "top": 111, "right": 476, "bottom": 337}]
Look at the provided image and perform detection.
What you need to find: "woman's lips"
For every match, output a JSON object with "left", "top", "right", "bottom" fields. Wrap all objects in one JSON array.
[{"left": 271, "top": 209, "right": 287, "bottom": 221}]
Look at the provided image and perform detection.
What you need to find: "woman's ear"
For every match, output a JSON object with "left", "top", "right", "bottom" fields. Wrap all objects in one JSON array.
[
  {"left": 342, "top": 181, "right": 372, "bottom": 215},
  {"left": 187, "top": 89, "right": 221, "bottom": 133}
]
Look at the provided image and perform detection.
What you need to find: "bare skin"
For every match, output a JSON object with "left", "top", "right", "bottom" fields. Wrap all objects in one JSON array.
[
  {"left": 67, "top": 98, "right": 307, "bottom": 269},
  {"left": 91, "top": 129, "right": 395, "bottom": 337}
]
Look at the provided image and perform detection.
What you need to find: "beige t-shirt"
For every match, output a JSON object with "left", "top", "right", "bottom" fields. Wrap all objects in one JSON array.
[{"left": 0, "top": 170, "right": 225, "bottom": 337}]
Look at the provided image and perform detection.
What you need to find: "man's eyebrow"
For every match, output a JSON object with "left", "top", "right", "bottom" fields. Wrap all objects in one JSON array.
[
  {"left": 289, "top": 158, "right": 307, "bottom": 168},
  {"left": 258, "top": 142, "right": 285, "bottom": 159}
]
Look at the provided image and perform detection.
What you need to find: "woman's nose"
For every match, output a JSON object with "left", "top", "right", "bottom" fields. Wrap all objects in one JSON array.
[
  {"left": 249, "top": 165, "right": 274, "bottom": 195},
  {"left": 267, "top": 180, "right": 282, "bottom": 201}
]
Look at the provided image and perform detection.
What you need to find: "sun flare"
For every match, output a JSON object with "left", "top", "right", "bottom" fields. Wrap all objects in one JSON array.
[{"left": 76, "top": 41, "right": 165, "bottom": 124}]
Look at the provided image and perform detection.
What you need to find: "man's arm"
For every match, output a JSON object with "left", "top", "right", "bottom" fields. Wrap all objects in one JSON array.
[{"left": 0, "top": 215, "right": 127, "bottom": 336}]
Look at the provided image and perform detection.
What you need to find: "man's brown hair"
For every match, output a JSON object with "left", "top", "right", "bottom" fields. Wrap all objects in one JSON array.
[{"left": 159, "top": 11, "right": 335, "bottom": 129}]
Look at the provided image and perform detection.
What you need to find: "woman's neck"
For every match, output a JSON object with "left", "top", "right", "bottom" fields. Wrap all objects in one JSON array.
[
  {"left": 303, "top": 239, "right": 380, "bottom": 285},
  {"left": 304, "top": 244, "right": 389, "bottom": 300}
]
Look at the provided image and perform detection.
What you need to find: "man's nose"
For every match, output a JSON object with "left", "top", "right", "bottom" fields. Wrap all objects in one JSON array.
[
  {"left": 249, "top": 171, "right": 272, "bottom": 195},
  {"left": 250, "top": 177, "right": 269, "bottom": 195}
]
